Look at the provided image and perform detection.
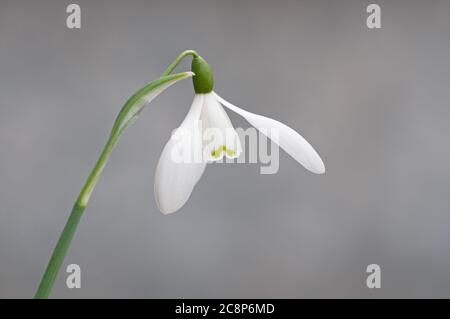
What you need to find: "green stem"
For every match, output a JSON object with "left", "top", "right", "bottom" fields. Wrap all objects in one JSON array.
[
  {"left": 34, "top": 204, "right": 84, "bottom": 298},
  {"left": 34, "top": 56, "right": 195, "bottom": 299},
  {"left": 162, "top": 50, "right": 198, "bottom": 76},
  {"left": 34, "top": 139, "right": 114, "bottom": 299}
]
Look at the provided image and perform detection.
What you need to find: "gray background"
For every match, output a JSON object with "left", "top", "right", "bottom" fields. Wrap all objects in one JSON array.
[{"left": 1, "top": 0, "right": 450, "bottom": 298}]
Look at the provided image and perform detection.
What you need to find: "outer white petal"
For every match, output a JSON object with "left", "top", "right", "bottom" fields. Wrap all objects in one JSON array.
[
  {"left": 154, "top": 94, "right": 207, "bottom": 215},
  {"left": 213, "top": 92, "right": 325, "bottom": 174},
  {"left": 201, "top": 93, "right": 242, "bottom": 162}
]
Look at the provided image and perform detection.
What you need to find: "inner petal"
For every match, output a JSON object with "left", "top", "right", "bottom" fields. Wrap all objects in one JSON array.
[{"left": 201, "top": 93, "right": 242, "bottom": 161}]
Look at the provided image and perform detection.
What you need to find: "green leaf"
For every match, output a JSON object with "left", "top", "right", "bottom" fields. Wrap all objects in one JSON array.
[
  {"left": 110, "top": 71, "right": 194, "bottom": 147},
  {"left": 75, "top": 71, "right": 193, "bottom": 208}
]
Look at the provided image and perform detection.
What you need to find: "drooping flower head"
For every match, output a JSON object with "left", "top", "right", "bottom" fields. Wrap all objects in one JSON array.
[{"left": 154, "top": 52, "right": 325, "bottom": 214}]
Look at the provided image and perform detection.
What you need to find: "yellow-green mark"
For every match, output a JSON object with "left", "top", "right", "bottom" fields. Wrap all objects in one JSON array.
[{"left": 211, "top": 145, "right": 236, "bottom": 158}]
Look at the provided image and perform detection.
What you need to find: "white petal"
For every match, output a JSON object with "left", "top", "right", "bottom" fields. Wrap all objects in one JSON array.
[
  {"left": 214, "top": 92, "right": 325, "bottom": 174},
  {"left": 154, "top": 94, "right": 207, "bottom": 215},
  {"left": 201, "top": 93, "right": 242, "bottom": 161}
]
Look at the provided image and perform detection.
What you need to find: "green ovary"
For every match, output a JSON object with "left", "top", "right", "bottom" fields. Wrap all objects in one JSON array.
[{"left": 211, "top": 145, "right": 236, "bottom": 158}]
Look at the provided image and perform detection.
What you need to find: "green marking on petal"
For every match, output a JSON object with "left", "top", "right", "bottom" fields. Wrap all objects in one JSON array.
[
  {"left": 211, "top": 145, "right": 236, "bottom": 158},
  {"left": 226, "top": 148, "right": 236, "bottom": 157},
  {"left": 211, "top": 150, "right": 219, "bottom": 158}
]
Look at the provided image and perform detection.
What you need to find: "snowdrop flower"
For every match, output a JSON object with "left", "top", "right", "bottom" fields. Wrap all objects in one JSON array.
[
  {"left": 155, "top": 52, "right": 325, "bottom": 214},
  {"left": 36, "top": 50, "right": 325, "bottom": 298}
]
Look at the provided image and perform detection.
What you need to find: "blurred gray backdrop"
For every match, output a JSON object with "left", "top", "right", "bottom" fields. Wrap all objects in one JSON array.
[{"left": 1, "top": 0, "right": 450, "bottom": 298}]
